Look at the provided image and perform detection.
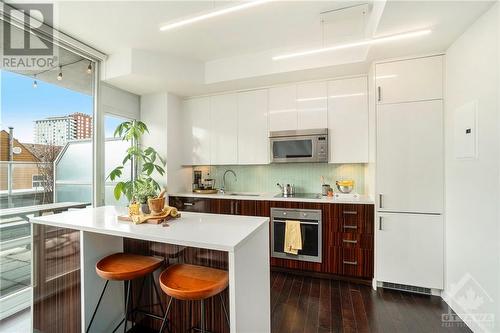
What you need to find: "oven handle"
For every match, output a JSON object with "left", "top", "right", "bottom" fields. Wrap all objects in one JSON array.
[{"left": 272, "top": 219, "right": 319, "bottom": 226}]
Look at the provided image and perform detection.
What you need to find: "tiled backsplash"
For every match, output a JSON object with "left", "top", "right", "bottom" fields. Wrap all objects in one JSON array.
[{"left": 193, "top": 164, "right": 366, "bottom": 194}]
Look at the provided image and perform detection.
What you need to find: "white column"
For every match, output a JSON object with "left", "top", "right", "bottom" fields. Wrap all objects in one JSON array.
[
  {"left": 228, "top": 223, "right": 271, "bottom": 333},
  {"left": 80, "top": 231, "right": 124, "bottom": 333}
]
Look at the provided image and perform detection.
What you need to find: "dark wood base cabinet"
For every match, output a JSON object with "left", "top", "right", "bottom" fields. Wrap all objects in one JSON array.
[{"left": 169, "top": 196, "right": 374, "bottom": 281}]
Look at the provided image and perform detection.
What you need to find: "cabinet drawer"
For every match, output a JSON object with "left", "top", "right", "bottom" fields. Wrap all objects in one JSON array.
[
  {"left": 168, "top": 196, "right": 211, "bottom": 213},
  {"left": 340, "top": 247, "right": 373, "bottom": 279},
  {"left": 333, "top": 232, "right": 373, "bottom": 249},
  {"left": 333, "top": 204, "right": 374, "bottom": 234}
]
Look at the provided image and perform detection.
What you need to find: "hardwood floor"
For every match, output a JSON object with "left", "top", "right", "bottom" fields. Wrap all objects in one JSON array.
[
  {"left": 132, "top": 271, "right": 471, "bottom": 333},
  {"left": 270, "top": 272, "right": 471, "bottom": 333}
]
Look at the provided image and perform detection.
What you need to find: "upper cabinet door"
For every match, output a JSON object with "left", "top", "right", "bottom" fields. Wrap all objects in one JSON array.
[
  {"left": 376, "top": 100, "right": 443, "bottom": 214},
  {"left": 296, "top": 81, "right": 328, "bottom": 130},
  {"left": 269, "top": 85, "right": 297, "bottom": 132},
  {"left": 237, "top": 89, "right": 269, "bottom": 165},
  {"left": 181, "top": 97, "right": 211, "bottom": 165},
  {"left": 376, "top": 55, "right": 443, "bottom": 104},
  {"left": 327, "top": 77, "right": 369, "bottom": 163},
  {"left": 210, "top": 94, "right": 238, "bottom": 165}
]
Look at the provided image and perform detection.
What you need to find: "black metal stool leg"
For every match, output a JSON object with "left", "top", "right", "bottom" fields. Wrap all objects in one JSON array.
[
  {"left": 219, "top": 293, "right": 230, "bottom": 328},
  {"left": 159, "top": 297, "right": 173, "bottom": 333},
  {"left": 131, "top": 276, "right": 146, "bottom": 327},
  {"left": 123, "top": 280, "right": 131, "bottom": 333},
  {"left": 86, "top": 280, "right": 109, "bottom": 333},
  {"left": 200, "top": 299, "right": 205, "bottom": 333},
  {"left": 152, "top": 274, "right": 166, "bottom": 315},
  {"left": 188, "top": 300, "right": 192, "bottom": 331}
]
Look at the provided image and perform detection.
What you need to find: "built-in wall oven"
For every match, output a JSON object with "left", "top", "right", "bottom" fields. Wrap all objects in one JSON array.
[
  {"left": 269, "top": 129, "right": 328, "bottom": 163},
  {"left": 271, "top": 208, "right": 322, "bottom": 263}
]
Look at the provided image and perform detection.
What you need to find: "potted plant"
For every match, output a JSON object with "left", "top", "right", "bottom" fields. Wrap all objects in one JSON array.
[
  {"left": 134, "top": 178, "right": 158, "bottom": 213},
  {"left": 107, "top": 120, "right": 166, "bottom": 213}
]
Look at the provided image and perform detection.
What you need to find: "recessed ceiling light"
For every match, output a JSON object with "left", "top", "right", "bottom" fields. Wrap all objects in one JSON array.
[
  {"left": 273, "top": 29, "right": 432, "bottom": 61},
  {"left": 159, "top": 0, "right": 270, "bottom": 32}
]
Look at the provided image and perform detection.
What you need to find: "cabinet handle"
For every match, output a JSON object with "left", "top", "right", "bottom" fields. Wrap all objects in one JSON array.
[
  {"left": 378, "top": 216, "right": 383, "bottom": 230},
  {"left": 343, "top": 211, "right": 357, "bottom": 215},
  {"left": 343, "top": 260, "right": 358, "bottom": 265},
  {"left": 377, "top": 86, "right": 382, "bottom": 102},
  {"left": 235, "top": 201, "right": 239, "bottom": 215},
  {"left": 183, "top": 202, "right": 194, "bottom": 206},
  {"left": 343, "top": 225, "right": 357, "bottom": 230},
  {"left": 379, "top": 193, "right": 383, "bottom": 209},
  {"left": 342, "top": 239, "right": 357, "bottom": 244},
  {"left": 230, "top": 201, "right": 234, "bottom": 215}
]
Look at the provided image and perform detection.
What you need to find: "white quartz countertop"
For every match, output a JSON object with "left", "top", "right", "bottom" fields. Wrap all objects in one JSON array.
[
  {"left": 169, "top": 192, "right": 374, "bottom": 205},
  {"left": 30, "top": 206, "right": 268, "bottom": 252}
]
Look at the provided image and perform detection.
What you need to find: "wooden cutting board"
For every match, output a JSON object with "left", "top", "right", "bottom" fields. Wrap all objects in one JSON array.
[{"left": 117, "top": 214, "right": 179, "bottom": 224}]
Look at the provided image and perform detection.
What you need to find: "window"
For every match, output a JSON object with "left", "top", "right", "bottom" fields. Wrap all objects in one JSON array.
[
  {"left": 32, "top": 175, "right": 47, "bottom": 188},
  {"left": 1, "top": 20, "right": 96, "bottom": 320}
]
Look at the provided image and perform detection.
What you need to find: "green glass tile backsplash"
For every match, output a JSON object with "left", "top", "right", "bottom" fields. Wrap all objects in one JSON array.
[{"left": 194, "top": 163, "right": 366, "bottom": 194}]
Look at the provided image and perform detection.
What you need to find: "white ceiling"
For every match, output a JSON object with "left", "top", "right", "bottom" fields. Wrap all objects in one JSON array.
[
  {"left": 55, "top": 1, "right": 367, "bottom": 61},
  {"left": 48, "top": 0, "right": 495, "bottom": 96}
]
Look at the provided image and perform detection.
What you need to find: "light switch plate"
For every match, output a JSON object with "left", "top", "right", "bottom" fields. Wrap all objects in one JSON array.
[{"left": 454, "top": 100, "right": 477, "bottom": 159}]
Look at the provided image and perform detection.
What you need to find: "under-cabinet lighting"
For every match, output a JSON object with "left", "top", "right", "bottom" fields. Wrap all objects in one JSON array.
[
  {"left": 376, "top": 74, "right": 398, "bottom": 79},
  {"left": 329, "top": 93, "right": 365, "bottom": 99},
  {"left": 296, "top": 97, "right": 327, "bottom": 102},
  {"left": 273, "top": 29, "right": 432, "bottom": 61},
  {"left": 159, "top": 0, "right": 270, "bottom": 32}
]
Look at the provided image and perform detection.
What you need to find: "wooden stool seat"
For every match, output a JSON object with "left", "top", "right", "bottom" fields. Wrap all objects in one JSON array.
[
  {"left": 159, "top": 264, "right": 229, "bottom": 301},
  {"left": 95, "top": 253, "right": 163, "bottom": 281}
]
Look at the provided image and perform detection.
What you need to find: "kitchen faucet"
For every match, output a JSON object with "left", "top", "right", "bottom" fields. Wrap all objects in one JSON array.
[{"left": 219, "top": 169, "right": 237, "bottom": 194}]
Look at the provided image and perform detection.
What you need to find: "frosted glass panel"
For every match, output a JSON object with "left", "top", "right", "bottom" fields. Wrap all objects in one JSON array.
[
  {"left": 105, "top": 139, "right": 132, "bottom": 178},
  {"left": 104, "top": 185, "right": 129, "bottom": 205},
  {"left": 55, "top": 184, "right": 91, "bottom": 203},
  {"left": 56, "top": 141, "right": 92, "bottom": 182}
]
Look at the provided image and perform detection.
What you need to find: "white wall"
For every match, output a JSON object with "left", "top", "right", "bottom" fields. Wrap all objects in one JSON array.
[
  {"left": 140, "top": 93, "right": 191, "bottom": 193},
  {"left": 444, "top": 3, "right": 500, "bottom": 332},
  {"left": 140, "top": 93, "right": 168, "bottom": 187},
  {"left": 100, "top": 82, "right": 140, "bottom": 120},
  {"left": 166, "top": 93, "right": 192, "bottom": 193}
]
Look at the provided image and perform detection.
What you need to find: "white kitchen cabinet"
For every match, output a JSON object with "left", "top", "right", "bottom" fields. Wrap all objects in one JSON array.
[
  {"left": 210, "top": 94, "right": 238, "bottom": 165},
  {"left": 181, "top": 97, "right": 211, "bottom": 165},
  {"left": 296, "top": 81, "right": 328, "bottom": 130},
  {"left": 376, "top": 100, "right": 443, "bottom": 214},
  {"left": 269, "top": 85, "right": 297, "bottom": 132},
  {"left": 327, "top": 77, "right": 368, "bottom": 163},
  {"left": 237, "top": 89, "right": 269, "bottom": 164},
  {"left": 376, "top": 213, "right": 444, "bottom": 289},
  {"left": 376, "top": 55, "right": 443, "bottom": 104}
]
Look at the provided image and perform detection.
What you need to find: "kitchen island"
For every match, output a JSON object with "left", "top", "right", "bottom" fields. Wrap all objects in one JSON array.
[{"left": 30, "top": 206, "right": 270, "bottom": 333}]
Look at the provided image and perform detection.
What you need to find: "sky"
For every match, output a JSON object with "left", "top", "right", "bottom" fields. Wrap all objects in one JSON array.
[{"left": 0, "top": 70, "right": 122, "bottom": 143}]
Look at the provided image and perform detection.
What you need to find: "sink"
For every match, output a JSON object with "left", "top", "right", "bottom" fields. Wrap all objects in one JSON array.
[{"left": 226, "top": 192, "right": 261, "bottom": 197}]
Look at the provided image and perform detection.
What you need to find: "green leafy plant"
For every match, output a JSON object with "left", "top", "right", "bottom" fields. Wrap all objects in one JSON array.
[
  {"left": 134, "top": 179, "right": 157, "bottom": 204},
  {"left": 107, "top": 120, "right": 165, "bottom": 202}
]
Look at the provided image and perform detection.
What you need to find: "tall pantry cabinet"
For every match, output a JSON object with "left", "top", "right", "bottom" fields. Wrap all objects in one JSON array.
[{"left": 375, "top": 55, "right": 445, "bottom": 290}]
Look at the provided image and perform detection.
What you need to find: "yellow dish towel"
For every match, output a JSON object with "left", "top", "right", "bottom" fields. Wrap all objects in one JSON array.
[{"left": 284, "top": 220, "right": 302, "bottom": 255}]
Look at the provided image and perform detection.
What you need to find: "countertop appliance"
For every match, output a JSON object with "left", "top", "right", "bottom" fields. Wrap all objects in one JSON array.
[
  {"left": 271, "top": 208, "right": 322, "bottom": 263},
  {"left": 270, "top": 129, "right": 328, "bottom": 163},
  {"left": 276, "top": 183, "right": 295, "bottom": 197}
]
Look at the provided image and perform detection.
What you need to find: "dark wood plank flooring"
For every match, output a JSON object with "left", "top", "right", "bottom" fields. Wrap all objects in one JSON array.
[
  {"left": 131, "top": 271, "right": 471, "bottom": 333},
  {"left": 270, "top": 272, "right": 471, "bottom": 333}
]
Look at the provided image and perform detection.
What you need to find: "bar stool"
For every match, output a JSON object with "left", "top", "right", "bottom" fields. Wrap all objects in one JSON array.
[
  {"left": 86, "top": 253, "right": 165, "bottom": 333},
  {"left": 158, "top": 264, "right": 230, "bottom": 333}
]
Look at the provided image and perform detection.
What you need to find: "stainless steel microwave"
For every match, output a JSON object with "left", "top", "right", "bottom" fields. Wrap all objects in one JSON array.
[{"left": 270, "top": 129, "right": 328, "bottom": 163}]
